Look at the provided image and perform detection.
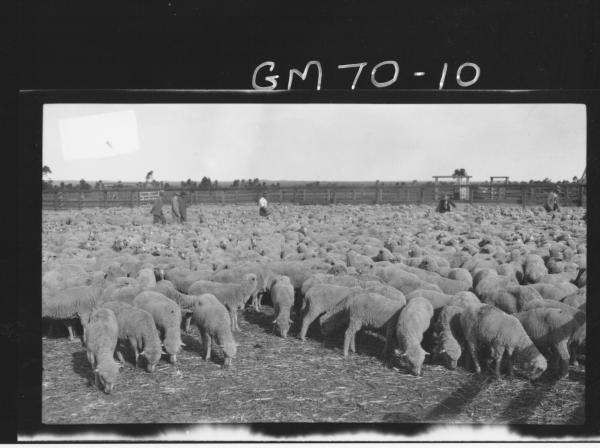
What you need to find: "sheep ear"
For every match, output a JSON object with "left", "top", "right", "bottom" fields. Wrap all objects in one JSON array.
[
  {"left": 94, "top": 368, "right": 99, "bottom": 373},
  {"left": 439, "top": 349, "right": 446, "bottom": 354},
  {"left": 140, "top": 350, "right": 145, "bottom": 356},
  {"left": 272, "top": 319, "right": 277, "bottom": 324},
  {"left": 424, "top": 350, "right": 430, "bottom": 356},
  {"left": 180, "top": 342, "right": 186, "bottom": 347},
  {"left": 162, "top": 349, "right": 168, "bottom": 355}
]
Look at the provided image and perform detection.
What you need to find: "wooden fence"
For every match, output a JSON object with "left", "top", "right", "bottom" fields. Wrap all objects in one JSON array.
[{"left": 42, "top": 183, "right": 587, "bottom": 210}]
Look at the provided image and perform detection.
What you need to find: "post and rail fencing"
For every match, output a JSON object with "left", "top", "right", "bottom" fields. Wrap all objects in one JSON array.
[{"left": 42, "top": 183, "right": 587, "bottom": 211}]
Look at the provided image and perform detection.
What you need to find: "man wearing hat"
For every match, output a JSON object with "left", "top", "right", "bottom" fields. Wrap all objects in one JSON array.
[
  {"left": 150, "top": 191, "right": 166, "bottom": 224},
  {"left": 258, "top": 192, "right": 269, "bottom": 217},
  {"left": 179, "top": 191, "right": 188, "bottom": 222},
  {"left": 544, "top": 186, "right": 561, "bottom": 212}
]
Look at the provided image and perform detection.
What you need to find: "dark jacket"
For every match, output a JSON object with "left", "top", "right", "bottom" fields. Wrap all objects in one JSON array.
[{"left": 150, "top": 197, "right": 164, "bottom": 216}]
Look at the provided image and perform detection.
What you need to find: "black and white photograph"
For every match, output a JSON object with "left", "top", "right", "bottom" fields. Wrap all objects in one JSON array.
[{"left": 39, "top": 102, "right": 587, "bottom": 428}]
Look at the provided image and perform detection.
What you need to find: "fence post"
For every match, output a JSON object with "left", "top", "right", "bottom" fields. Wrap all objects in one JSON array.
[
  {"left": 221, "top": 190, "right": 225, "bottom": 205},
  {"left": 521, "top": 186, "right": 526, "bottom": 208},
  {"left": 78, "top": 194, "right": 82, "bottom": 210},
  {"left": 564, "top": 185, "right": 569, "bottom": 206},
  {"left": 579, "top": 184, "right": 584, "bottom": 206},
  {"left": 129, "top": 191, "right": 133, "bottom": 208},
  {"left": 469, "top": 187, "right": 474, "bottom": 204},
  {"left": 54, "top": 192, "right": 58, "bottom": 211}
]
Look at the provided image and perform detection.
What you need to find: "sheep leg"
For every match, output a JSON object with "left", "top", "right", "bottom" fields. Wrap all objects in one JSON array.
[
  {"left": 116, "top": 350, "right": 125, "bottom": 365},
  {"left": 184, "top": 314, "right": 192, "bottom": 332},
  {"left": 555, "top": 341, "right": 570, "bottom": 378},
  {"left": 490, "top": 345, "right": 505, "bottom": 377},
  {"left": 466, "top": 341, "right": 481, "bottom": 374},
  {"left": 343, "top": 320, "right": 361, "bottom": 358},
  {"left": 66, "top": 324, "right": 77, "bottom": 342},
  {"left": 569, "top": 342, "right": 579, "bottom": 367},
  {"left": 382, "top": 323, "right": 395, "bottom": 361},
  {"left": 129, "top": 337, "right": 139, "bottom": 365},
  {"left": 202, "top": 331, "right": 212, "bottom": 361},
  {"left": 505, "top": 347, "right": 514, "bottom": 377},
  {"left": 298, "top": 311, "right": 316, "bottom": 341}
]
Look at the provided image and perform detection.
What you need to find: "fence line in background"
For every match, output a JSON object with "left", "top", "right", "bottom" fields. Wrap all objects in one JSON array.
[{"left": 42, "top": 183, "right": 587, "bottom": 210}]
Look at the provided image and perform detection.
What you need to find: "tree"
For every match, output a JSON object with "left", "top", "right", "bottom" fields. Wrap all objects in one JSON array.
[
  {"left": 145, "top": 171, "right": 154, "bottom": 183},
  {"left": 452, "top": 168, "right": 468, "bottom": 178},
  {"left": 116, "top": 180, "right": 123, "bottom": 189},
  {"left": 79, "top": 179, "right": 91, "bottom": 190},
  {"left": 232, "top": 179, "right": 240, "bottom": 188},
  {"left": 212, "top": 179, "right": 219, "bottom": 189},
  {"left": 42, "top": 165, "right": 52, "bottom": 177},
  {"left": 572, "top": 176, "right": 578, "bottom": 183},
  {"left": 200, "top": 176, "right": 212, "bottom": 189}
]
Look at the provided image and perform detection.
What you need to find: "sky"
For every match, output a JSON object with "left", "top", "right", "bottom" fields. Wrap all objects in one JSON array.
[{"left": 43, "top": 103, "right": 586, "bottom": 183}]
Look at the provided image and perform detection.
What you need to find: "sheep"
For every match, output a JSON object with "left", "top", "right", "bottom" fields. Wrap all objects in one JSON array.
[
  {"left": 447, "top": 268, "right": 473, "bottom": 286},
  {"left": 188, "top": 274, "right": 258, "bottom": 332},
  {"left": 406, "top": 289, "right": 453, "bottom": 310},
  {"left": 300, "top": 273, "right": 361, "bottom": 296},
  {"left": 432, "top": 305, "right": 464, "bottom": 370},
  {"left": 385, "top": 297, "right": 434, "bottom": 376},
  {"left": 460, "top": 304, "right": 547, "bottom": 379},
  {"left": 191, "top": 294, "right": 237, "bottom": 368},
  {"left": 42, "top": 274, "right": 106, "bottom": 341},
  {"left": 514, "top": 307, "right": 585, "bottom": 378},
  {"left": 450, "top": 291, "right": 481, "bottom": 309},
  {"left": 153, "top": 279, "right": 200, "bottom": 331},
  {"left": 320, "top": 291, "right": 404, "bottom": 359},
  {"left": 375, "top": 265, "right": 442, "bottom": 295},
  {"left": 474, "top": 273, "right": 518, "bottom": 302},
  {"left": 363, "top": 283, "right": 407, "bottom": 306},
  {"left": 346, "top": 250, "right": 375, "bottom": 273},
  {"left": 483, "top": 285, "right": 543, "bottom": 314},
  {"left": 132, "top": 291, "right": 184, "bottom": 364},
  {"left": 164, "top": 267, "right": 215, "bottom": 293},
  {"left": 82, "top": 308, "right": 121, "bottom": 394},
  {"left": 102, "top": 300, "right": 164, "bottom": 372},
  {"left": 299, "top": 284, "right": 358, "bottom": 340},
  {"left": 211, "top": 264, "right": 275, "bottom": 312},
  {"left": 267, "top": 260, "right": 332, "bottom": 289},
  {"left": 270, "top": 275, "right": 295, "bottom": 338},
  {"left": 529, "top": 283, "right": 576, "bottom": 302},
  {"left": 561, "top": 288, "right": 586, "bottom": 309},
  {"left": 137, "top": 267, "right": 157, "bottom": 289},
  {"left": 523, "top": 254, "right": 548, "bottom": 284}
]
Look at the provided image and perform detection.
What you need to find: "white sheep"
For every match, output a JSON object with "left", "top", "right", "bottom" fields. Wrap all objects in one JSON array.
[
  {"left": 320, "top": 291, "right": 404, "bottom": 359},
  {"left": 132, "top": 291, "right": 184, "bottom": 364},
  {"left": 42, "top": 274, "right": 107, "bottom": 341},
  {"left": 211, "top": 264, "right": 275, "bottom": 312},
  {"left": 432, "top": 305, "right": 464, "bottom": 370},
  {"left": 460, "top": 304, "right": 547, "bottom": 379},
  {"left": 270, "top": 275, "right": 295, "bottom": 338},
  {"left": 164, "top": 267, "right": 215, "bottom": 293},
  {"left": 385, "top": 297, "right": 433, "bottom": 376},
  {"left": 514, "top": 307, "right": 585, "bottom": 378},
  {"left": 299, "top": 284, "right": 358, "bottom": 341},
  {"left": 406, "top": 289, "right": 453, "bottom": 310},
  {"left": 102, "top": 300, "right": 164, "bottom": 372},
  {"left": 137, "top": 267, "right": 157, "bottom": 289},
  {"left": 188, "top": 273, "right": 258, "bottom": 332},
  {"left": 153, "top": 279, "right": 200, "bottom": 331},
  {"left": 82, "top": 308, "right": 121, "bottom": 394},
  {"left": 191, "top": 294, "right": 237, "bottom": 368},
  {"left": 450, "top": 291, "right": 481, "bottom": 309}
]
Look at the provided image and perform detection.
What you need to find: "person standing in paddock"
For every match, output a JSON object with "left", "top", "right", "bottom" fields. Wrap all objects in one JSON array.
[
  {"left": 171, "top": 191, "right": 181, "bottom": 223},
  {"left": 544, "top": 186, "right": 561, "bottom": 212},
  {"left": 150, "top": 191, "right": 166, "bottom": 224},
  {"left": 258, "top": 192, "right": 269, "bottom": 217},
  {"left": 437, "top": 193, "right": 456, "bottom": 213},
  {"left": 179, "top": 191, "right": 188, "bottom": 222}
]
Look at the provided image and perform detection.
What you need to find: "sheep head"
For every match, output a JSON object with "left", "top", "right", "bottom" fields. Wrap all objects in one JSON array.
[{"left": 95, "top": 360, "right": 120, "bottom": 394}]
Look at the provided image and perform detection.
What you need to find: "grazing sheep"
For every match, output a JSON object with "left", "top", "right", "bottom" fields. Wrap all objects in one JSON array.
[
  {"left": 346, "top": 250, "right": 375, "bottom": 274},
  {"left": 385, "top": 297, "right": 434, "bottom": 376},
  {"left": 364, "top": 283, "right": 407, "bottom": 306},
  {"left": 321, "top": 291, "right": 404, "bottom": 359},
  {"left": 524, "top": 254, "right": 549, "bottom": 284},
  {"left": 483, "top": 285, "right": 543, "bottom": 314},
  {"left": 211, "top": 264, "right": 274, "bottom": 312},
  {"left": 447, "top": 268, "right": 473, "bottom": 286},
  {"left": 191, "top": 294, "right": 237, "bottom": 368},
  {"left": 102, "top": 300, "right": 164, "bottom": 372},
  {"left": 164, "top": 267, "right": 215, "bottom": 293},
  {"left": 433, "top": 305, "right": 464, "bottom": 370},
  {"left": 270, "top": 276, "right": 295, "bottom": 338},
  {"left": 529, "top": 283, "right": 574, "bottom": 302},
  {"left": 42, "top": 275, "right": 106, "bottom": 341},
  {"left": 561, "top": 288, "right": 586, "bottom": 309},
  {"left": 406, "top": 289, "right": 453, "bottom": 310},
  {"left": 299, "top": 284, "right": 359, "bottom": 340},
  {"left": 450, "top": 291, "right": 481, "bottom": 309},
  {"left": 267, "top": 260, "right": 332, "bottom": 289},
  {"left": 514, "top": 307, "right": 585, "bottom": 378},
  {"left": 376, "top": 266, "right": 442, "bottom": 295},
  {"left": 188, "top": 274, "right": 258, "bottom": 332},
  {"left": 82, "top": 308, "right": 120, "bottom": 394},
  {"left": 300, "top": 273, "right": 362, "bottom": 296},
  {"left": 132, "top": 291, "right": 184, "bottom": 364},
  {"left": 460, "top": 304, "right": 547, "bottom": 379},
  {"left": 475, "top": 273, "right": 518, "bottom": 302},
  {"left": 153, "top": 279, "right": 200, "bottom": 331},
  {"left": 137, "top": 267, "right": 157, "bottom": 289}
]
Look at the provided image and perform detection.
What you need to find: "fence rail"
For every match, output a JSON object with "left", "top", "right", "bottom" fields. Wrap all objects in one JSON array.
[{"left": 42, "top": 183, "right": 587, "bottom": 210}]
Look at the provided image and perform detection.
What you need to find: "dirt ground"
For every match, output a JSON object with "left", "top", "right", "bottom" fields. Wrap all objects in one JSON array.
[{"left": 42, "top": 304, "right": 584, "bottom": 425}]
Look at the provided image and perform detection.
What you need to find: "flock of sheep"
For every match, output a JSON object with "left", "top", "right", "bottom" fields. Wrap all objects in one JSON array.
[{"left": 42, "top": 202, "right": 586, "bottom": 398}]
